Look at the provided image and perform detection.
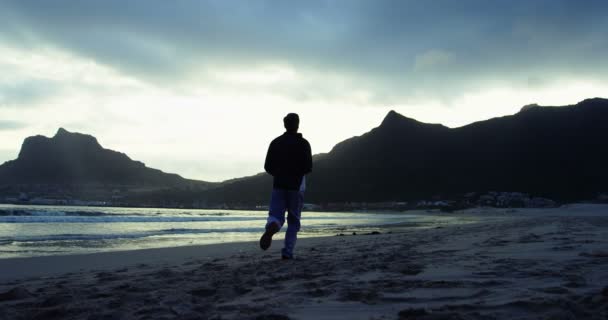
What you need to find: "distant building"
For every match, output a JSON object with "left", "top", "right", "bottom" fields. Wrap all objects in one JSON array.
[
  {"left": 303, "top": 203, "right": 321, "bottom": 211},
  {"left": 477, "top": 192, "right": 557, "bottom": 208}
]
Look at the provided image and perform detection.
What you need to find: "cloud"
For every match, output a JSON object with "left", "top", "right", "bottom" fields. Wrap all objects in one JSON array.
[
  {"left": 0, "top": 43, "right": 148, "bottom": 110},
  {"left": 414, "top": 49, "right": 454, "bottom": 71},
  {"left": 0, "top": 0, "right": 607, "bottom": 106},
  {"left": 0, "top": 79, "right": 60, "bottom": 108},
  {"left": 1, "top": 0, "right": 608, "bottom": 181},
  {"left": 0, "top": 120, "right": 25, "bottom": 130}
]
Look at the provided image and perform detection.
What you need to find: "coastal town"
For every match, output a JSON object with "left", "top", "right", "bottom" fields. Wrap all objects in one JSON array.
[{"left": 3, "top": 189, "right": 596, "bottom": 212}]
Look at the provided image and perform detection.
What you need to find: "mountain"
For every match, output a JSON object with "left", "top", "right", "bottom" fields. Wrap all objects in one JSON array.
[
  {"left": 201, "top": 98, "right": 608, "bottom": 204},
  {"left": 0, "top": 128, "right": 212, "bottom": 189},
  {"left": 3, "top": 98, "right": 607, "bottom": 206}
]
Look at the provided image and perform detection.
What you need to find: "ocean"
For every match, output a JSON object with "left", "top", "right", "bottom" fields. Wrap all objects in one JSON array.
[{"left": 0, "top": 204, "right": 464, "bottom": 258}]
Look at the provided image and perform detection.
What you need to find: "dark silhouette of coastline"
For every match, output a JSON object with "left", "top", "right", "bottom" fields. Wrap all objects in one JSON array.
[
  {"left": 0, "top": 128, "right": 215, "bottom": 203},
  {"left": 202, "top": 98, "right": 608, "bottom": 205},
  {"left": 1, "top": 98, "right": 608, "bottom": 207}
]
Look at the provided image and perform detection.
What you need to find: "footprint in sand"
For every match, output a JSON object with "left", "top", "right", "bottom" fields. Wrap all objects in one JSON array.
[
  {"left": 0, "top": 287, "right": 33, "bottom": 302},
  {"left": 518, "top": 233, "right": 543, "bottom": 243},
  {"left": 339, "top": 288, "right": 380, "bottom": 303},
  {"left": 254, "top": 314, "right": 291, "bottom": 320},
  {"left": 579, "top": 250, "right": 608, "bottom": 258},
  {"left": 308, "top": 288, "right": 332, "bottom": 297},
  {"left": 39, "top": 294, "right": 72, "bottom": 307},
  {"left": 535, "top": 286, "right": 571, "bottom": 295},
  {"left": 189, "top": 287, "right": 217, "bottom": 297}
]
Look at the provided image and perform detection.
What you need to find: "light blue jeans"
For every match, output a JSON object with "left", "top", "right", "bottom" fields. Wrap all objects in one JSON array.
[{"left": 266, "top": 189, "right": 304, "bottom": 258}]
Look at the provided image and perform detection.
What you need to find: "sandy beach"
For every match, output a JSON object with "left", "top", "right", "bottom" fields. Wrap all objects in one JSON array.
[{"left": 1, "top": 205, "right": 607, "bottom": 320}]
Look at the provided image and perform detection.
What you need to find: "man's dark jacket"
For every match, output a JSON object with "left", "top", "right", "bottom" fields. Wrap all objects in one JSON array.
[{"left": 264, "top": 132, "right": 312, "bottom": 190}]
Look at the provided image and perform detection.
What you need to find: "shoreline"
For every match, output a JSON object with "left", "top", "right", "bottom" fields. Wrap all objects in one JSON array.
[
  {"left": 0, "top": 206, "right": 473, "bottom": 261},
  {"left": 1, "top": 206, "right": 607, "bottom": 319},
  {"left": 0, "top": 204, "right": 603, "bottom": 283},
  {"left": 0, "top": 235, "right": 351, "bottom": 283}
]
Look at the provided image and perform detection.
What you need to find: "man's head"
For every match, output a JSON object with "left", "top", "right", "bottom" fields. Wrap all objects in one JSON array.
[{"left": 283, "top": 113, "right": 299, "bottom": 133}]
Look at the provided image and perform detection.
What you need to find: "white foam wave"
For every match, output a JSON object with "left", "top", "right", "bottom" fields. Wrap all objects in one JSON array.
[
  {"left": 0, "top": 215, "right": 261, "bottom": 223},
  {"left": 0, "top": 227, "right": 265, "bottom": 243}
]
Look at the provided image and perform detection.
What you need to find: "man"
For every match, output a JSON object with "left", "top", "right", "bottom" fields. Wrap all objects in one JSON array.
[{"left": 260, "top": 113, "right": 312, "bottom": 259}]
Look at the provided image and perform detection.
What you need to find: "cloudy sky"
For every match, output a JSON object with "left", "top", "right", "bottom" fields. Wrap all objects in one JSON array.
[{"left": 1, "top": 0, "right": 607, "bottom": 181}]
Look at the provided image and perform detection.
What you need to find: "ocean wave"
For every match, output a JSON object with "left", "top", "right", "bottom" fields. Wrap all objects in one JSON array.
[
  {"left": 0, "top": 227, "right": 265, "bottom": 244},
  {"left": 0, "top": 209, "right": 66, "bottom": 216},
  {"left": 0, "top": 215, "right": 261, "bottom": 223},
  {"left": 0, "top": 208, "right": 238, "bottom": 217}
]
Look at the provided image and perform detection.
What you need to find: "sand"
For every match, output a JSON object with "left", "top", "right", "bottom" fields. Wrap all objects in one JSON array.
[{"left": 1, "top": 204, "right": 607, "bottom": 319}]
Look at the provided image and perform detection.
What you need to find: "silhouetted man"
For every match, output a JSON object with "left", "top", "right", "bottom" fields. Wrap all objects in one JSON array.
[{"left": 259, "top": 113, "right": 312, "bottom": 259}]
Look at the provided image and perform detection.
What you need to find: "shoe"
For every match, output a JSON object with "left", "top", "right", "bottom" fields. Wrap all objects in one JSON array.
[
  {"left": 259, "top": 222, "right": 280, "bottom": 250},
  {"left": 281, "top": 255, "right": 294, "bottom": 260}
]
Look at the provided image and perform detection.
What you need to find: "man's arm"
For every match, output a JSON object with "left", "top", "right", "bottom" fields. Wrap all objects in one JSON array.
[
  {"left": 264, "top": 141, "right": 276, "bottom": 176},
  {"left": 303, "top": 140, "right": 312, "bottom": 175}
]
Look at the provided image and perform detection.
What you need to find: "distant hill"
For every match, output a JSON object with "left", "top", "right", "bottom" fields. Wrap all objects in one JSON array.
[
  {"left": 200, "top": 98, "right": 608, "bottom": 204},
  {"left": 0, "top": 128, "right": 213, "bottom": 189},
  {"left": 3, "top": 98, "right": 607, "bottom": 206}
]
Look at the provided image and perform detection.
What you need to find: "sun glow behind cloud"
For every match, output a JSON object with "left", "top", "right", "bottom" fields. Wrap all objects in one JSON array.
[
  {"left": 1, "top": 43, "right": 608, "bottom": 181},
  {"left": 0, "top": 46, "right": 391, "bottom": 181},
  {"left": 1, "top": 0, "right": 608, "bottom": 181}
]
